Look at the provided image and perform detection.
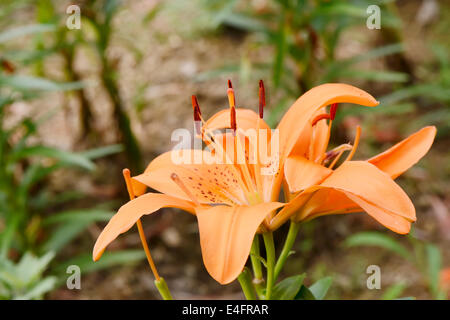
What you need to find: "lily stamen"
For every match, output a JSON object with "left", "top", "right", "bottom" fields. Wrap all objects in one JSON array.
[
  {"left": 330, "top": 103, "right": 338, "bottom": 120},
  {"left": 170, "top": 173, "right": 201, "bottom": 206},
  {"left": 259, "top": 80, "right": 265, "bottom": 119},
  {"left": 311, "top": 113, "right": 331, "bottom": 127},
  {"left": 191, "top": 95, "right": 202, "bottom": 136},
  {"left": 254, "top": 80, "right": 265, "bottom": 198},
  {"left": 227, "top": 80, "right": 236, "bottom": 108},
  {"left": 226, "top": 80, "right": 258, "bottom": 200},
  {"left": 186, "top": 110, "right": 254, "bottom": 204},
  {"left": 343, "top": 125, "right": 361, "bottom": 162},
  {"left": 230, "top": 105, "right": 237, "bottom": 132},
  {"left": 325, "top": 144, "right": 353, "bottom": 169}
]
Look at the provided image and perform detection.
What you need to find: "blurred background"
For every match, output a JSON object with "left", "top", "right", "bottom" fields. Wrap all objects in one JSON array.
[{"left": 0, "top": 0, "right": 448, "bottom": 300}]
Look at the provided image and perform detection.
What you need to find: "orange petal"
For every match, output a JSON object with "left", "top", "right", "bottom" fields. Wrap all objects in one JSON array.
[
  {"left": 309, "top": 114, "right": 330, "bottom": 162},
  {"left": 345, "top": 193, "right": 411, "bottom": 234},
  {"left": 368, "top": 126, "right": 436, "bottom": 179},
  {"left": 277, "top": 83, "right": 378, "bottom": 160},
  {"left": 134, "top": 150, "right": 247, "bottom": 205},
  {"left": 195, "top": 202, "right": 284, "bottom": 284},
  {"left": 93, "top": 193, "right": 195, "bottom": 261},
  {"left": 130, "top": 178, "right": 147, "bottom": 197},
  {"left": 205, "top": 108, "right": 271, "bottom": 131},
  {"left": 298, "top": 188, "right": 358, "bottom": 220},
  {"left": 284, "top": 156, "right": 332, "bottom": 193},
  {"left": 319, "top": 161, "right": 415, "bottom": 221},
  {"left": 289, "top": 107, "right": 328, "bottom": 159},
  {"left": 279, "top": 161, "right": 416, "bottom": 233},
  {"left": 289, "top": 124, "right": 311, "bottom": 158}
]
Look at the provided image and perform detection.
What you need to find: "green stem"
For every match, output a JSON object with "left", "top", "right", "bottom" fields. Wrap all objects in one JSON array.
[
  {"left": 250, "top": 236, "right": 264, "bottom": 298},
  {"left": 154, "top": 277, "right": 173, "bottom": 300},
  {"left": 274, "top": 221, "right": 300, "bottom": 280},
  {"left": 238, "top": 268, "right": 257, "bottom": 300},
  {"left": 263, "top": 232, "right": 275, "bottom": 300}
]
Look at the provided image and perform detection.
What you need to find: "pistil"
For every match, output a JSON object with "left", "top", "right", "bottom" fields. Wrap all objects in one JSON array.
[{"left": 123, "top": 169, "right": 161, "bottom": 282}]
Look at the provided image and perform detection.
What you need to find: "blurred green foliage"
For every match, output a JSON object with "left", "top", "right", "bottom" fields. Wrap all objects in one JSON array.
[
  {"left": 345, "top": 230, "right": 447, "bottom": 300},
  {"left": 0, "top": 251, "right": 56, "bottom": 299},
  {"left": 0, "top": 1, "right": 148, "bottom": 299}
]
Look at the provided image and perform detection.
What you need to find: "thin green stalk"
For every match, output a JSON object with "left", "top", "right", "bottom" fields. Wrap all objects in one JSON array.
[
  {"left": 263, "top": 232, "right": 275, "bottom": 300},
  {"left": 250, "top": 236, "right": 264, "bottom": 298},
  {"left": 274, "top": 221, "right": 300, "bottom": 280},
  {"left": 154, "top": 278, "right": 173, "bottom": 300},
  {"left": 238, "top": 268, "right": 257, "bottom": 300}
]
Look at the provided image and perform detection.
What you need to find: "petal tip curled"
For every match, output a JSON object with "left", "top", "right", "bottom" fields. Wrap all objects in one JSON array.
[
  {"left": 92, "top": 193, "right": 195, "bottom": 264},
  {"left": 368, "top": 125, "right": 437, "bottom": 179},
  {"left": 92, "top": 247, "right": 105, "bottom": 262}
]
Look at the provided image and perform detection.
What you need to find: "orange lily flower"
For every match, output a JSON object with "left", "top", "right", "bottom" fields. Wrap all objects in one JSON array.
[
  {"left": 272, "top": 97, "right": 436, "bottom": 234},
  {"left": 203, "top": 82, "right": 435, "bottom": 234},
  {"left": 92, "top": 82, "right": 435, "bottom": 285}
]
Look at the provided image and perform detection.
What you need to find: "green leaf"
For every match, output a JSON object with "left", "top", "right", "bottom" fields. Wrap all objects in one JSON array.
[
  {"left": 382, "top": 282, "right": 407, "bottom": 300},
  {"left": 314, "top": 4, "right": 367, "bottom": 19},
  {"left": 220, "top": 13, "right": 268, "bottom": 33},
  {"left": 54, "top": 250, "right": 146, "bottom": 276},
  {"left": 11, "top": 146, "right": 95, "bottom": 171},
  {"left": 15, "top": 251, "right": 55, "bottom": 284},
  {"left": 80, "top": 144, "right": 124, "bottom": 159},
  {"left": 19, "top": 163, "right": 61, "bottom": 195},
  {"left": 308, "top": 276, "right": 333, "bottom": 300},
  {"left": 272, "top": 13, "right": 287, "bottom": 87},
  {"left": 338, "top": 69, "right": 409, "bottom": 83},
  {"left": 0, "top": 75, "right": 85, "bottom": 92},
  {"left": 43, "top": 209, "right": 114, "bottom": 225},
  {"left": 344, "top": 231, "right": 412, "bottom": 260},
  {"left": 0, "top": 24, "right": 55, "bottom": 44},
  {"left": 295, "top": 285, "right": 316, "bottom": 300},
  {"left": 272, "top": 274, "right": 306, "bottom": 300},
  {"left": 425, "top": 244, "right": 442, "bottom": 299},
  {"left": 13, "top": 276, "right": 57, "bottom": 300},
  {"left": 41, "top": 209, "right": 114, "bottom": 253},
  {"left": 143, "top": 3, "right": 163, "bottom": 24},
  {"left": 343, "top": 43, "right": 404, "bottom": 66},
  {"left": 379, "top": 84, "right": 450, "bottom": 105},
  {"left": 323, "top": 44, "right": 404, "bottom": 82},
  {"left": 339, "top": 103, "right": 416, "bottom": 119},
  {"left": 41, "top": 222, "right": 87, "bottom": 254}
]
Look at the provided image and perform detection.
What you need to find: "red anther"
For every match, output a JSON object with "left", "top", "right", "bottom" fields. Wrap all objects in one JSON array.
[
  {"left": 230, "top": 106, "right": 236, "bottom": 131},
  {"left": 227, "top": 80, "right": 236, "bottom": 108},
  {"left": 191, "top": 95, "right": 201, "bottom": 121},
  {"left": 324, "top": 150, "right": 338, "bottom": 161},
  {"left": 330, "top": 103, "right": 338, "bottom": 120},
  {"left": 311, "top": 113, "right": 331, "bottom": 126},
  {"left": 259, "top": 80, "right": 265, "bottom": 119}
]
